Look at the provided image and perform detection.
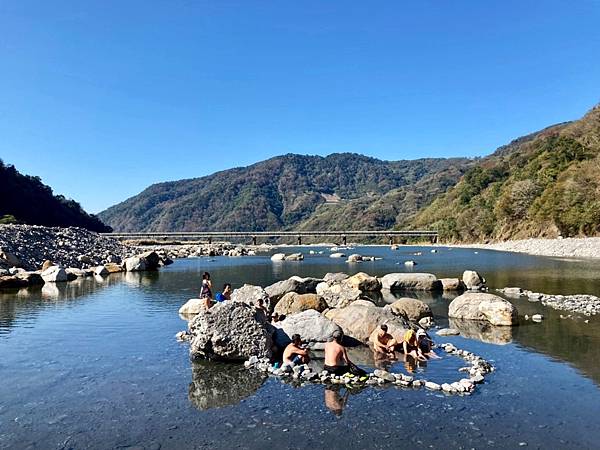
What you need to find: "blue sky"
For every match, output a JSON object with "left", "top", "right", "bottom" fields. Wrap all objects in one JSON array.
[{"left": 1, "top": 1, "right": 599, "bottom": 213}]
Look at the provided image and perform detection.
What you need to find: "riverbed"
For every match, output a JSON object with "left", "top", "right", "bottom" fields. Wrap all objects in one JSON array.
[{"left": 1, "top": 246, "right": 600, "bottom": 449}]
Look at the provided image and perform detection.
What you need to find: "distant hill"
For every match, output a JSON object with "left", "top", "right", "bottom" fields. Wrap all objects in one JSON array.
[
  {"left": 409, "top": 104, "right": 600, "bottom": 242},
  {"left": 99, "top": 153, "right": 473, "bottom": 232},
  {"left": 0, "top": 160, "right": 111, "bottom": 232}
]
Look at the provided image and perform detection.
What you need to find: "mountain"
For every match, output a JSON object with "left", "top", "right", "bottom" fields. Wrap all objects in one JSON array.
[
  {"left": 99, "top": 153, "right": 473, "bottom": 232},
  {"left": 409, "top": 104, "right": 600, "bottom": 242},
  {"left": 0, "top": 159, "right": 111, "bottom": 232}
]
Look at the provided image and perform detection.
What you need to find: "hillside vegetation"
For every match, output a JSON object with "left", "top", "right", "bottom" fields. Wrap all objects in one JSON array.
[
  {"left": 99, "top": 154, "right": 472, "bottom": 232},
  {"left": 0, "top": 160, "right": 111, "bottom": 232},
  {"left": 410, "top": 104, "right": 600, "bottom": 242}
]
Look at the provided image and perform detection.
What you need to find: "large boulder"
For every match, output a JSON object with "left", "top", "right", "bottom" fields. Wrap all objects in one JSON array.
[
  {"left": 124, "top": 256, "right": 146, "bottom": 272},
  {"left": 231, "top": 284, "right": 270, "bottom": 308},
  {"left": 273, "top": 292, "right": 328, "bottom": 315},
  {"left": 188, "top": 301, "right": 273, "bottom": 361},
  {"left": 316, "top": 281, "right": 361, "bottom": 308},
  {"left": 41, "top": 266, "right": 68, "bottom": 283},
  {"left": 344, "top": 272, "right": 382, "bottom": 292},
  {"left": 379, "top": 273, "right": 442, "bottom": 291},
  {"left": 323, "top": 272, "right": 349, "bottom": 283},
  {"left": 41, "top": 260, "right": 54, "bottom": 272},
  {"left": 440, "top": 278, "right": 465, "bottom": 291},
  {"left": 448, "top": 292, "right": 517, "bottom": 326},
  {"left": 66, "top": 268, "right": 87, "bottom": 278},
  {"left": 387, "top": 297, "right": 433, "bottom": 322},
  {"left": 346, "top": 254, "right": 363, "bottom": 263},
  {"left": 94, "top": 265, "right": 109, "bottom": 277},
  {"left": 462, "top": 270, "right": 486, "bottom": 290},
  {"left": 265, "top": 276, "right": 323, "bottom": 304},
  {"left": 325, "top": 299, "right": 410, "bottom": 343},
  {"left": 179, "top": 298, "right": 206, "bottom": 315},
  {"left": 139, "top": 251, "right": 160, "bottom": 270},
  {"left": 272, "top": 309, "right": 341, "bottom": 348}
]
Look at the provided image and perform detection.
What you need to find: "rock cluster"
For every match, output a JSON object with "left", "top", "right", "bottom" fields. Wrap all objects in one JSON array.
[
  {"left": 243, "top": 341, "right": 494, "bottom": 396},
  {"left": 0, "top": 224, "right": 133, "bottom": 271},
  {"left": 498, "top": 287, "right": 600, "bottom": 316}
]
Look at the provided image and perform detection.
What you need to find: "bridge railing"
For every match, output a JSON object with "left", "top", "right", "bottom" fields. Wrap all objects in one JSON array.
[{"left": 102, "top": 230, "right": 438, "bottom": 245}]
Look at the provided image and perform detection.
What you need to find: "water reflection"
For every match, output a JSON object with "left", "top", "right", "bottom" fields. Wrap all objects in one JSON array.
[
  {"left": 188, "top": 361, "right": 266, "bottom": 410},
  {"left": 449, "top": 318, "right": 513, "bottom": 345},
  {"left": 323, "top": 385, "right": 351, "bottom": 417}
]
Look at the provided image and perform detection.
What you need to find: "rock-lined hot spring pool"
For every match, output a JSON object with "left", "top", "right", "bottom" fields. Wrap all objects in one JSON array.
[{"left": 1, "top": 246, "right": 600, "bottom": 449}]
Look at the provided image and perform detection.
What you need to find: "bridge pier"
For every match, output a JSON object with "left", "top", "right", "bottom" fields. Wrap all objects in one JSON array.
[
  {"left": 430, "top": 235, "right": 437, "bottom": 244},
  {"left": 208, "top": 237, "right": 212, "bottom": 245},
  {"left": 342, "top": 235, "right": 347, "bottom": 246},
  {"left": 388, "top": 235, "right": 393, "bottom": 245},
  {"left": 297, "top": 236, "right": 302, "bottom": 245},
  {"left": 252, "top": 236, "right": 257, "bottom": 246}
]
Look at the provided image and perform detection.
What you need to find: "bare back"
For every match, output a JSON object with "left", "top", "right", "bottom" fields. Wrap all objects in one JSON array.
[{"left": 324, "top": 341, "right": 347, "bottom": 366}]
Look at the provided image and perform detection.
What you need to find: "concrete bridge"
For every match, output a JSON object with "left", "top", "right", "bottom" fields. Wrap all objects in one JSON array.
[{"left": 103, "top": 230, "right": 438, "bottom": 245}]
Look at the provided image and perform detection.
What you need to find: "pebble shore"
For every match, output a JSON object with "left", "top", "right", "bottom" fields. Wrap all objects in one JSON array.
[
  {"left": 456, "top": 237, "right": 600, "bottom": 259},
  {"left": 498, "top": 287, "right": 600, "bottom": 317}
]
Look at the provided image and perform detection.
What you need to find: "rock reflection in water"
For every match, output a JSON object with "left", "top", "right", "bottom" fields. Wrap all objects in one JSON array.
[
  {"left": 449, "top": 318, "right": 513, "bottom": 345},
  {"left": 188, "top": 361, "right": 266, "bottom": 410}
]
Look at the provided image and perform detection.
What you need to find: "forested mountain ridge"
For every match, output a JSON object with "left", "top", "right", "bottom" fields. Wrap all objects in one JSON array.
[
  {"left": 409, "top": 104, "right": 600, "bottom": 242},
  {"left": 0, "top": 160, "right": 111, "bottom": 232},
  {"left": 99, "top": 153, "right": 473, "bottom": 232}
]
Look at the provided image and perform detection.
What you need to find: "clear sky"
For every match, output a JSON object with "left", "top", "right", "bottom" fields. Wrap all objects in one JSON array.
[{"left": 1, "top": 1, "right": 599, "bottom": 213}]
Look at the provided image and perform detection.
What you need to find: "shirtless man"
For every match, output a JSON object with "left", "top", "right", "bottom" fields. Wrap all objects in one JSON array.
[
  {"left": 324, "top": 330, "right": 365, "bottom": 376},
  {"left": 372, "top": 324, "right": 397, "bottom": 355},
  {"left": 282, "top": 334, "right": 309, "bottom": 367}
]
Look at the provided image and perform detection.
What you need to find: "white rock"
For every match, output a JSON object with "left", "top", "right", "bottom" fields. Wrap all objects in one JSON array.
[
  {"left": 270, "top": 253, "right": 286, "bottom": 262},
  {"left": 41, "top": 266, "right": 68, "bottom": 283}
]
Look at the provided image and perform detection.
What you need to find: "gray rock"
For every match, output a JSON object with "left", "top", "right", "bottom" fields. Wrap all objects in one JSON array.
[
  {"left": 325, "top": 299, "right": 410, "bottom": 344},
  {"left": 323, "top": 272, "right": 349, "bottom": 283},
  {"left": 387, "top": 297, "right": 433, "bottom": 321},
  {"left": 448, "top": 292, "right": 518, "bottom": 326},
  {"left": 179, "top": 298, "right": 206, "bottom": 315},
  {"left": 440, "top": 278, "right": 465, "bottom": 291},
  {"left": 189, "top": 301, "right": 273, "bottom": 361},
  {"left": 316, "top": 281, "right": 361, "bottom": 308},
  {"left": 379, "top": 273, "right": 442, "bottom": 291},
  {"left": 231, "top": 284, "right": 270, "bottom": 309},
  {"left": 0, "top": 250, "right": 22, "bottom": 268},
  {"left": 344, "top": 272, "right": 382, "bottom": 292},
  {"left": 462, "top": 270, "right": 486, "bottom": 290},
  {"left": 272, "top": 309, "right": 341, "bottom": 348}
]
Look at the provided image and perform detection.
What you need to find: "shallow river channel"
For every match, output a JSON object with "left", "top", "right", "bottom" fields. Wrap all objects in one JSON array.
[{"left": 1, "top": 246, "right": 600, "bottom": 449}]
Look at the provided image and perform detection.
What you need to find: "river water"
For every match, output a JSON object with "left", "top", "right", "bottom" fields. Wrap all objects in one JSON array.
[{"left": 1, "top": 246, "right": 600, "bottom": 449}]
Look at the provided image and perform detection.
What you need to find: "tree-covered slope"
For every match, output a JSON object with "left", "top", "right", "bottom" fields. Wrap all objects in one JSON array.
[
  {"left": 99, "top": 153, "right": 472, "bottom": 232},
  {"left": 0, "top": 160, "right": 111, "bottom": 232},
  {"left": 409, "top": 104, "right": 600, "bottom": 242}
]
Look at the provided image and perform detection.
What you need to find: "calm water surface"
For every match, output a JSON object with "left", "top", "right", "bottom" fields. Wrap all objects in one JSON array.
[{"left": 1, "top": 246, "right": 600, "bottom": 449}]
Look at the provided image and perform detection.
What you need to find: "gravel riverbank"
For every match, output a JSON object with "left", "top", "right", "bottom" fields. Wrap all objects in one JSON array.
[{"left": 455, "top": 237, "right": 600, "bottom": 259}]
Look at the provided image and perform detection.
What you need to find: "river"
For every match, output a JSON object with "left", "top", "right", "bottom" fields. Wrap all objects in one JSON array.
[{"left": 1, "top": 246, "right": 599, "bottom": 449}]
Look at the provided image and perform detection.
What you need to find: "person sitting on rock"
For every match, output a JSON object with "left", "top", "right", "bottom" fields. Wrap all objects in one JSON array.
[
  {"left": 402, "top": 329, "right": 427, "bottom": 361},
  {"left": 416, "top": 329, "right": 440, "bottom": 359},
  {"left": 255, "top": 298, "right": 270, "bottom": 320},
  {"left": 282, "top": 334, "right": 310, "bottom": 368},
  {"left": 199, "top": 272, "right": 213, "bottom": 309},
  {"left": 214, "top": 283, "right": 232, "bottom": 302},
  {"left": 371, "top": 324, "right": 397, "bottom": 355},
  {"left": 324, "top": 330, "right": 366, "bottom": 376}
]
